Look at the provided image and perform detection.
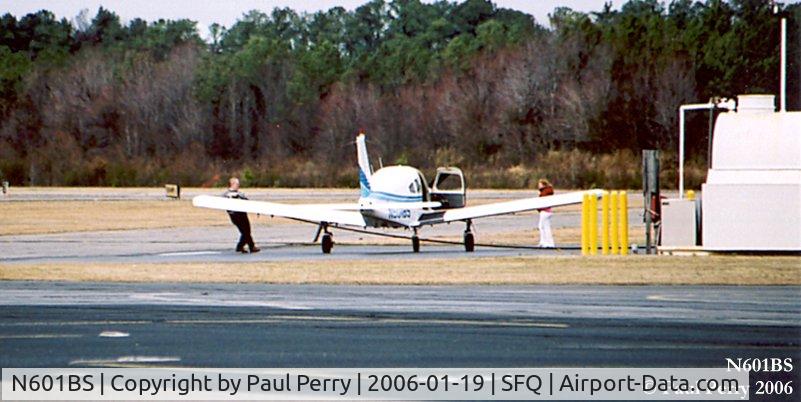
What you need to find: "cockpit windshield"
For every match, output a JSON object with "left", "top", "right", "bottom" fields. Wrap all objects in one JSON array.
[{"left": 408, "top": 178, "right": 421, "bottom": 194}]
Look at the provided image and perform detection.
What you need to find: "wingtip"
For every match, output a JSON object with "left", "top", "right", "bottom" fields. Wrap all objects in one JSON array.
[{"left": 191, "top": 194, "right": 210, "bottom": 206}]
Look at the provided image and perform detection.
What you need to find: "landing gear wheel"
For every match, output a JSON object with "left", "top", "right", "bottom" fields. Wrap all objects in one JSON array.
[
  {"left": 321, "top": 233, "right": 333, "bottom": 254},
  {"left": 464, "top": 232, "right": 474, "bottom": 252},
  {"left": 412, "top": 235, "right": 420, "bottom": 253},
  {"left": 463, "top": 219, "right": 475, "bottom": 252}
]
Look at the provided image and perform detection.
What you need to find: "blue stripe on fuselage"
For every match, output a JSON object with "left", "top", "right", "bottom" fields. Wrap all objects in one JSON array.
[{"left": 367, "top": 191, "right": 423, "bottom": 202}]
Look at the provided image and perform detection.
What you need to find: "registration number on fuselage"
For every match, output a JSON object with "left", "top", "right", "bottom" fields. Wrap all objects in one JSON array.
[{"left": 388, "top": 209, "right": 411, "bottom": 220}]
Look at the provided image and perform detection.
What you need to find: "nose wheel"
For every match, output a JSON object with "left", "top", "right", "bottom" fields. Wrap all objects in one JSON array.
[{"left": 411, "top": 229, "right": 420, "bottom": 253}]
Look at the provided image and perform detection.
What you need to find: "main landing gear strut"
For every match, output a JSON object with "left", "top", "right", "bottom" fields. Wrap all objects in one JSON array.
[
  {"left": 464, "top": 220, "right": 475, "bottom": 252},
  {"left": 412, "top": 222, "right": 472, "bottom": 253}
]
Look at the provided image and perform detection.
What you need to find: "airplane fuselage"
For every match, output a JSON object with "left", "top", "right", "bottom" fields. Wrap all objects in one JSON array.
[{"left": 358, "top": 165, "right": 432, "bottom": 228}]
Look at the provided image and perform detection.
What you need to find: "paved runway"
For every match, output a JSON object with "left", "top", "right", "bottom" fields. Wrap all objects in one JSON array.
[{"left": 1, "top": 282, "right": 799, "bottom": 369}]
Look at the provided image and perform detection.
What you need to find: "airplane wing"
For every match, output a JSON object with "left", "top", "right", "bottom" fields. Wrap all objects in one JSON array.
[
  {"left": 193, "top": 195, "right": 368, "bottom": 227},
  {"left": 439, "top": 189, "right": 604, "bottom": 222}
]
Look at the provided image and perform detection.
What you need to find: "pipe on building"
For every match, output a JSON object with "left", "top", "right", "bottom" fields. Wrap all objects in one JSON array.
[
  {"left": 678, "top": 99, "right": 735, "bottom": 198},
  {"left": 781, "top": 18, "right": 787, "bottom": 112}
]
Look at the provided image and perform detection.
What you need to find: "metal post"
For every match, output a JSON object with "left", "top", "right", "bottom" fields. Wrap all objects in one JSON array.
[
  {"left": 695, "top": 196, "right": 703, "bottom": 246},
  {"left": 610, "top": 191, "right": 619, "bottom": 255},
  {"left": 644, "top": 206, "right": 652, "bottom": 254},
  {"left": 781, "top": 18, "right": 787, "bottom": 112},
  {"left": 619, "top": 191, "right": 628, "bottom": 255},
  {"left": 589, "top": 195, "right": 598, "bottom": 255},
  {"left": 601, "top": 191, "right": 610, "bottom": 255},
  {"left": 679, "top": 109, "right": 685, "bottom": 199},
  {"left": 643, "top": 151, "right": 652, "bottom": 255},
  {"left": 678, "top": 101, "right": 735, "bottom": 198},
  {"left": 708, "top": 101, "right": 716, "bottom": 168},
  {"left": 581, "top": 194, "right": 590, "bottom": 256},
  {"left": 642, "top": 150, "right": 660, "bottom": 255}
]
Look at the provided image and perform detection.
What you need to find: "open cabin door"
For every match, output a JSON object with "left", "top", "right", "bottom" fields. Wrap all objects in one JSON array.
[{"left": 430, "top": 167, "right": 466, "bottom": 209}]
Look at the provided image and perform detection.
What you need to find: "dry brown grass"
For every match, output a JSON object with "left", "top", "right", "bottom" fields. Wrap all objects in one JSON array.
[
  {"left": 0, "top": 187, "right": 362, "bottom": 235},
  {"left": 0, "top": 200, "right": 225, "bottom": 235},
  {"left": 1, "top": 255, "right": 798, "bottom": 285},
  {"left": 0, "top": 199, "right": 310, "bottom": 235}
]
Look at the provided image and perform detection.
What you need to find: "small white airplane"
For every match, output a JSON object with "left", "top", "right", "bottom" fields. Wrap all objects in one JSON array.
[{"left": 193, "top": 134, "right": 603, "bottom": 253}]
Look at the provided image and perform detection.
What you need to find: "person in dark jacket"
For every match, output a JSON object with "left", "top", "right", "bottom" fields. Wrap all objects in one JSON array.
[{"left": 224, "top": 177, "right": 260, "bottom": 253}]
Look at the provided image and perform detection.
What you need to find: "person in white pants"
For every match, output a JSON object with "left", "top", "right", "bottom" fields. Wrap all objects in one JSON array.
[{"left": 537, "top": 178, "right": 555, "bottom": 248}]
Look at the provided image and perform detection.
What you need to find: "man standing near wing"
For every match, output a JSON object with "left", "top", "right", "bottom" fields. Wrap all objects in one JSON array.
[{"left": 224, "top": 177, "right": 260, "bottom": 254}]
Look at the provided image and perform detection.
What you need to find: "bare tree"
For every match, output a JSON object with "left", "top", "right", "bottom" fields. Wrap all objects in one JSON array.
[{"left": 652, "top": 57, "right": 696, "bottom": 148}]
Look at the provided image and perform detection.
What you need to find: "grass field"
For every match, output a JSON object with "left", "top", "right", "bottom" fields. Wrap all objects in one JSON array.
[
  {"left": 0, "top": 200, "right": 227, "bottom": 235},
  {"left": 1, "top": 256, "right": 799, "bottom": 285}
]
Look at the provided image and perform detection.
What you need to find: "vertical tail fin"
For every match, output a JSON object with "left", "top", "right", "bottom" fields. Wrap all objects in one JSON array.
[{"left": 356, "top": 133, "right": 372, "bottom": 197}]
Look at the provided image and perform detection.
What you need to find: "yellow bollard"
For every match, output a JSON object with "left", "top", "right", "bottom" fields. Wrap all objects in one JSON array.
[
  {"left": 610, "top": 191, "right": 619, "bottom": 255},
  {"left": 589, "top": 194, "right": 598, "bottom": 255},
  {"left": 601, "top": 191, "right": 609, "bottom": 255},
  {"left": 619, "top": 191, "right": 628, "bottom": 255},
  {"left": 581, "top": 194, "right": 589, "bottom": 255}
]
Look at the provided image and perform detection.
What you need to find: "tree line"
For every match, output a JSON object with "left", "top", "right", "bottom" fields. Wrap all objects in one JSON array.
[{"left": 0, "top": 0, "right": 798, "bottom": 188}]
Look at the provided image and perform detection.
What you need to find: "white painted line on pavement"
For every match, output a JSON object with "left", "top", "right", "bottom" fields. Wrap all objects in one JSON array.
[
  {"left": 70, "top": 356, "right": 181, "bottom": 365},
  {"left": 0, "top": 334, "right": 82, "bottom": 339},
  {"left": 158, "top": 251, "right": 222, "bottom": 257},
  {"left": 98, "top": 331, "right": 130, "bottom": 338}
]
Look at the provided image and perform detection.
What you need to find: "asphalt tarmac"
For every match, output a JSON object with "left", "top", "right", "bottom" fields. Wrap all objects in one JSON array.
[
  {"left": 1, "top": 215, "right": 593, "bottom": 264},
  {"left": 1, "top": 242, "right": 572, "bottom": 264},
  {"left": 1, "top": 282, "right": 799, "bottom": 369}
]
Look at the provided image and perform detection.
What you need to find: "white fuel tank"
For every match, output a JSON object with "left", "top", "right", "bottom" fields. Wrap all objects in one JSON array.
[{"left": 702, "top": 95, "right": 801, "bottom": 251}]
